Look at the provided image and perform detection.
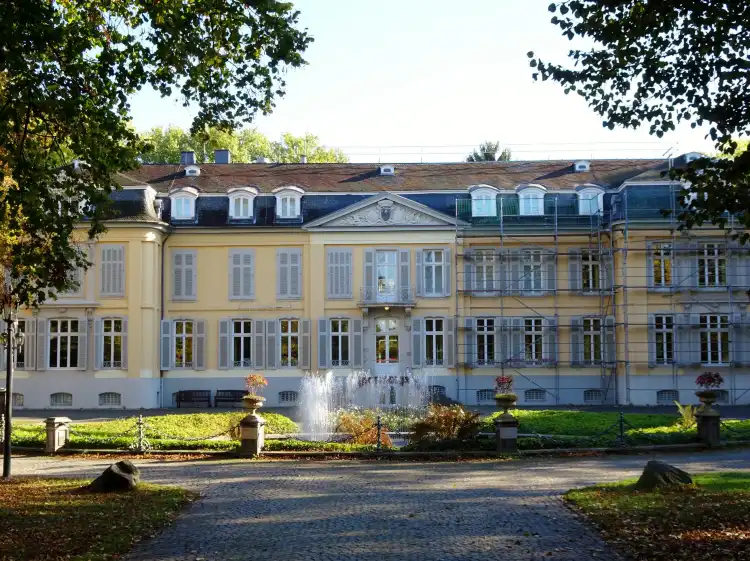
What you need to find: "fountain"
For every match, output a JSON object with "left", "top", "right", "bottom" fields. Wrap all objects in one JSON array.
[{"left": 298, "top": 369, "right": 431, "bottom": 441}]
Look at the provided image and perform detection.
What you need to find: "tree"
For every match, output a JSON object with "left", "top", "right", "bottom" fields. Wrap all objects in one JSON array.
[
  {"left": 466, "top": 141, "right": 512, "bottom": 162},
  {"left": 0, "top": 0, "right": 311, "bottom": 307},
  {"left": 528, "top": 2, "right": 750, "bottom": 236},
  {"left": 140, "top": 128, "right": 347, "bottom": 163}
]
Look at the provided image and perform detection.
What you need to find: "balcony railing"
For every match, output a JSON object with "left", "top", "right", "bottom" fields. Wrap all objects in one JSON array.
[{"left": 359, "top": 286, "right": 416, "bottom": 307}]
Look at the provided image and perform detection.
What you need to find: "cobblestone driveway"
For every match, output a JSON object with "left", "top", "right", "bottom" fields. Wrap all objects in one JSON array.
[{"left": 14, "top": 449, "right": 750, "bottom": 561}]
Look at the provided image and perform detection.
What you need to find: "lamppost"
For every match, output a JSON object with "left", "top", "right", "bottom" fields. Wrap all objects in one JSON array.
[{"left": 1, "top": 293, "right": 24, "bottom": 479}]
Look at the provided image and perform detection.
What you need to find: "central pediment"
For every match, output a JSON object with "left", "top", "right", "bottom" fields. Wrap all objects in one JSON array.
[{"left": 304, "top": 194, "right": 462, "bottom": 230}]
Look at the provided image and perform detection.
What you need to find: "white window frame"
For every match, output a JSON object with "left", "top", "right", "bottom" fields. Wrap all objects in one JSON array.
[
  {"left": 525, "top": 389, "right": 546, "bottom": 402},
  {"left": 330, "top": 318, "right": 350, "bottom": 367},
  {"left": 232, "top": 319, "right": 253, "bottom": 368},
  {"left": 654, "top": 315, "right": 674, "bottom": 365},
  {"left": 477, "top": 389, "right": 495, "bottom": 402},
  {"left": 423, "top": 249, "right": 445, "bottom": 296},
  {"left": 524, "top": 317, "right": 544, "bottom": 363},
  {"left": 475, "top": 318, "right": 495, "bottom": 366},
  {"left": 578, "top": 187, "right": 604, "bottom": 216},
  {"left": 583, "top": 389, "right": 603, "bottom": 404},
  {"left": 102, "top": 318, "right": 124, "bottom": 369},
  {"left": 280, "top": 318, "right": 299, "bottom": 367},
  {"left": 522, "top": 250, "right": 544, "bottom": 293},
  {"left": 469, "top": 186, "right": 498, "bottom": 217},
  {"left": 700, "top": 314, "right": 729, "bottom": 365},
  {"left": 171, "top": 195, "right": 196, "bottom": 219},
  {"left": 652, "top": 243, "right": 672, "bottom": 287},
  {"left": 50, "top": 392, "right": 73, "bottom": 407},
  {"left": 474, "top": 250, "right": 495, "bottom": 293},
  {"left": 697, "top": 242, "right": 727, "bottom": 287},
  {"left": 48, "top": 318, "right": 80, "bottom": 369},
  {"left": 228, "top": 187, "right": 257, "bottom": 219},
  {"left": 425, "top": 317, "right": 444, "bottom": 366},
  {"left": 279, "top": 390, "right": 299, "bottom": 403},
  {"left": 582, "top": 317, "right": 602, "bottom": 364},
  {"left": 274, "top": 186, "right": 304, "bottom": 219},
  {"left": 518, "top": 186, "right": 545, "bottom": 216},
  {"left": 581, "top": 250, "right": 600, "bottom": 291},
  {"left": 99, "top": 392, "right": 122, "bottom": 407},
  {"left": 15, "top": 319, "right": 28, "bottom": 370},
  {"left": 656, "top": 389, "right": 679, "bottom": 405},
  {"left": 173, "top": 319, "right": 195, "bottom": 369}
]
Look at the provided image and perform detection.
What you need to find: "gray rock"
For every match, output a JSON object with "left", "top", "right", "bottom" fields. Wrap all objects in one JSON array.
[
  {"left": 634, "top": 460, "right": 692, "bottom": 491},
  {"left": 86, "top": 460, "right": 141, "bottom": 492}
]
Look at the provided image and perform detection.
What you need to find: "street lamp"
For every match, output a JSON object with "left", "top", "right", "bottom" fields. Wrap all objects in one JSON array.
[{"left": 1, "top": 293, "right": 23, "bottom": 479}]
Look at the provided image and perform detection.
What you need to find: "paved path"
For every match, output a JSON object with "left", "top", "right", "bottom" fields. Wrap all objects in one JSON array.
[{"left": 13, "top": 449, "right": 750, "bottom": 561}]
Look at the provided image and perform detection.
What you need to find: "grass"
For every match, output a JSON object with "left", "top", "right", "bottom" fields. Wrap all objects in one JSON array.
[
  {"left": 0, "top": 477, "right": 196, "bottom": 561},
  {"left": 264, "top": 439, "right": 386, "bottom": 452},
  {"left": 565, "top": 472, "right": 750, "bottom": 561}
]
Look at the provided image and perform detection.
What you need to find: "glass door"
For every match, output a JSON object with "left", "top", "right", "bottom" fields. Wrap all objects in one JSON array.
[
  {"left": 375, "top": 318, "right": 399, "bottom": 375},
  {"left": 376, "top": 250, "right": 397, "bottom": 302}
]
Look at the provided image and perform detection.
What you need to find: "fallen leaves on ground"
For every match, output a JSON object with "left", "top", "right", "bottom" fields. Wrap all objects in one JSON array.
[
  {"left": 0, "top": 476, "right": 197, "bottom": 561},
  {"left": 566, "top": 472, "right": 750, "bottom": 561}
]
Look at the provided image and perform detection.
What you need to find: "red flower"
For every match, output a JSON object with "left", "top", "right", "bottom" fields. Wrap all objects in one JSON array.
[{"left": 696, "top": 372, "right": 724, "bottom": 389}]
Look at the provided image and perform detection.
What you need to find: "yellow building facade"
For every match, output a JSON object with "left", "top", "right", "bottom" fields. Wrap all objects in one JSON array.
[{"left": 8, "top": 152, "right": 750, "bottom": 409}]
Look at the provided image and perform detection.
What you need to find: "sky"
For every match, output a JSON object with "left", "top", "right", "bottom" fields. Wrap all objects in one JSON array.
[{"left": 128, "top": 0, "right": 713, "bottom": 163}]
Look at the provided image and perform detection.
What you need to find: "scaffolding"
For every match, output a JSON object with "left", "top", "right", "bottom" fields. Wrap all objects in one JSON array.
[{"left": 453, "top": 186, "right": 750, "bottom": 407}]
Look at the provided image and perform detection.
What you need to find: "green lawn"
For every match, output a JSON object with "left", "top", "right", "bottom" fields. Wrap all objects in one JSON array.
[
  {"left": 0, "top": 477, "right": 196, "bottom": 561},
  {"left": 566, "top": 472, "right": 750, "bottom": 561}
]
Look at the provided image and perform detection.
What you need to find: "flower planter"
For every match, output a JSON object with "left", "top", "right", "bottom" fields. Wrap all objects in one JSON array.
[
  {"left": 495, "top": 394, "right": 517, "bottom": 415},
  {"left": 696, "top": 390, "right": 717, "bottom": 408},
  {"left": 242, "top": 396, "right": 266, "bottom": 416}
]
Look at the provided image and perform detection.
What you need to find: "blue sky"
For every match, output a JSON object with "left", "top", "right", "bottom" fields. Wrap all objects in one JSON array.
[{"left": 128, "top": 0, "right": 712, "bottom": 162}]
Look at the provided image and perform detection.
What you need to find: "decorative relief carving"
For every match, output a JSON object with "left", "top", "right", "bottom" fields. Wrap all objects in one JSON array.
[{"left": 328, "top": 200, "right": 446, "bottom": 227}]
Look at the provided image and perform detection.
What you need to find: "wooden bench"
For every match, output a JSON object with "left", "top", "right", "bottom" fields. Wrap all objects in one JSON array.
[
  {"left": 174, "top": 390, "right": 211, "bottom": 408},
  {"left": 214, "top": 390, "right": 246, "bottom": 408}
]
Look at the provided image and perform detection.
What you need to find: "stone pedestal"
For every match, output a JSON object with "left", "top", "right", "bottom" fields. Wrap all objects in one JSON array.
[
  {"left": 45, "top": 417, "right": 71, "bottom": 454},
  {"left": 239, "top": 413, "right": 266, "bottom": 457},
  {"left": 696, "top": 409, "right": 721, "bottom": 447},
  {"left": 495, "top": 414, "right": 519, "bottom": 455}
]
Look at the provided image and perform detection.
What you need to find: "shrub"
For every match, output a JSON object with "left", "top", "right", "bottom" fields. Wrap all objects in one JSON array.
[
  {"left": 263, "top": 439, "right": 384, "bottom": 452},
  {"left": 675, "top": 401, "right": 697, "bottom": 429},
  {"left": 335, "top": 410, "right": 392, "bottom": 447},
  {"left": 410, "top": 405, "right": 480, "bottom": 442}
]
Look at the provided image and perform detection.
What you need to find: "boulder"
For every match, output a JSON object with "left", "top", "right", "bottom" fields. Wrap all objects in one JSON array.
[
  {"left": 86, "top": 460, "right": 141, "bottom": 492},
  {"left": 634, "top": 460, "right": 692, "bottom": 491}
]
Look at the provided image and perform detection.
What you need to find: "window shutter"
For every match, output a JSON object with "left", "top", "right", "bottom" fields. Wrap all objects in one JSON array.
[
  {"left": 411, "top": 318, "right": 423, "bottom": 367},
  {"left": 509, "top": 250, "right": 521, "bottom": 295},
  {"left": 229, "top": 251, "right": 241, "bottom": 298},
  {"left": 290, "top": 249, "right": 302, "bottom": 298},
  {"left": 444, "top": 316, "right": 455, "bottom": 368},
  {"left": 36, "top": 319, "right": 47, "bottom": 371},
  {"left": 352, "top": 318, "right": 363, "bottom": 368},
  {"left": 444, "top": 248, "right": 452, "bottom": 296},
  {"left": 646, "top": 242, "right": 655, "bottom": 288},
  {"left": 194, "top": 320, "right": 206, "bottom": 370},
  {"left": 364, "top": 249, "right": 375, "bottom": 301},
  {"left": 326, "top": 250, "right": 336, "bottom": 298},
  {"left": 185, "top": 251, "right": 196, "bottom": 298},
  {"left": 94, "top": 318, "right": 103, "bottom": 370},
  {"left": 121, "top": 318, "right": 128, "bottom": 370},
  {"left": 318, "top": 318, "right": 329, "bottom": 369},
  {"left": 342, "top": 250, "right": 352, "bottom": 298},
  {"left": 100, "top": 245, "right": 125, "bottom": 296},
  {"left": 218, "top": 319, "right": 231, "bottom": 370},
  {"left": 24, "top": 319, "right": 36, "bottom": 370},
  {"left": 543, "top": 317, "right": 557, "bottom": 367},
  {"left": 672, "top": 242, "right": 686, "bottom": 289},
  {"left": 277, "top": 250, "right": 289, "bottom": 299},
  {"left": 229, "top": 250, "right": 255, "bottom": 300},
  {"left": 493, "top": 250, "right": 504, "bottom": 295},
  {"left": 675, "top": 313, "right": 700, "bottom": 366},
  {"left": 732, "top": 312, "right": 749, "bottom": 366},
  {"left": 399, "top": 249, "right": 410, "bottom": 300},
  {"left": 568, "top": 248, "right": 582, "bottom": 292},
  {"left": 115, "top": 246, "right": 125, "bottom": 295},
  {"left": 246, "top": 251, "right": 255, "bottom": 298},
  {"left": 160, "top": 320, "right": 172, "bottom": 370},
  {"left": 603, "top": 316, "right": 616, "bottom": 364},
  {"left": 265, "top": 319, "right": 277, "bottom": 369},
  {"left": 570, "top": 317, "right": 583, "bottom": 366},
  {"left": 647, "top": 314, "right": 656, "bottom": 367},
  {"left": 510, "top": 317, "right": 524, "bottom": 366},
  {"left": 326, "top": 249, "right": 352, "bottom": 299},
  {"left": 463, "top": 249, "right": 474, "bottom": 293},
  {"left": 300, "top": 319, "right": 311, "bottom": 369},
  {"left": 77, "top": 320, "right": 88, "bottom": 370},
  {"left": 688, "top": 313, "right": 701, "bottom": 365},
  {"left": 543, "top": 250, "right": 556, "bottom": 292},
  {"left": 600, "top": 253, "right": 613, "bottom": 291},
  {"left": 253, "top": 319, "right": 265, "bottom": 369},
  {"left": 173, "top": 252, "right": 183, "bottom": 298},
  {"left": 415, "top": 250, "right": 424, "bottom": 297},
  {"left": 464, "top": 317, "right": 475, "bottom": 367},
  {"left": 728, "top": 242, "right": 742, "bottom": 289}
]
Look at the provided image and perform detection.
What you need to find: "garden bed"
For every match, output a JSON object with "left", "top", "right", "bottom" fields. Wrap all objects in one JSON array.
[
  {"left": 0, "top": 477, "right": 196, "bottom": 561},
  {"left": 565, "top": 472, "right": 750, "bottom": 561}
]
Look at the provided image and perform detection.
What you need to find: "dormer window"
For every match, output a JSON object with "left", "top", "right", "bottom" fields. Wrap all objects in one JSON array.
[
  {"left": 273, "top": 186, "right": 304, "bottom": 219},
  {"left": 517, "top": 185, "right": 546, "bottom": 216},
  {"left": 468, "top": 185, "right": 499, "bottom": 217},
  {"left": 379, "top": 165, "right": 395, "bottom": 176},
  {"left": 228, "top": 187, "right": 258, "bottom": 220},
  {"left": 185, "top": 165, "right": 201, "bottom": 177},
  {"left": 577, "top": 186, "right": 605, "bottom": 216},
  {"left": 169, "top": 187, "right": 198, "bottom": 220}
]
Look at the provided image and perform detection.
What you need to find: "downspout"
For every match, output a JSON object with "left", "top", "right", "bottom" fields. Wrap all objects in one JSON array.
[{"left": 159, "top": 226, "right": 173, "bottom": 408}]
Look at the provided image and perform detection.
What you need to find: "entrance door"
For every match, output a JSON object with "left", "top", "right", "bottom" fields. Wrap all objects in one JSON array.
[
  {"left": 374, "top": 318, "right": 399, "bottom": 375},
  {"left": 376, "top": 250, "right": 397, "bottom": 302}
]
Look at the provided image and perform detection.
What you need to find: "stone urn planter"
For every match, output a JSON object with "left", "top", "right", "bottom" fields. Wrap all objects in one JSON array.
[
  {"left": 242, "top": 395, "right": 266, "bottom": 416},
  {"left": 495, "top": 394, "right": 517, "bottom": 416},
  {"left": 696, "top": 390, "right": 717, "bottom": 409}
]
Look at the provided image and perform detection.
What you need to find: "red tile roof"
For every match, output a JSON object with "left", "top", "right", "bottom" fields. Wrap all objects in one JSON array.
[{"left": 118, "top": 160, "right": 668, "bottom": 193}]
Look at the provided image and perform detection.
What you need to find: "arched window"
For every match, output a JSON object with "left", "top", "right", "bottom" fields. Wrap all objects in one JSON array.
[
  {"left": 656, "top": 389, "right": 679, "bottom": 405},
  {"left": 99, "top": 392, "right": 122, "bottom": 407},
  {"left": 170, "top": 187, "right": 198, "bottom": 220},
  {"left": 228, "top": 187, "right": 258, "bottom": 219},
  {"left": 50, "top": 392, "right": 73, "bottom": 407},
  {"left": 577, "top": 187, "right": 604, "bottom": 216},
  {"left": 476, "top": 389, "right": 495, "bottom": 402},
  {"left": 524, "top": 389, "right": 546, "bottom": 402},
  {"left": 518, "top": 185, "right": 546, "bottom": 216},
  {"left": 583, "top": 389, "right": 603, "bottom": 404},
  {"left": 274, "top": 186, "right": 304, "bottom": 219},
  {"left": 278, "top": 390, "right": 299, "bottom": 403},
  {"left": 428, "top": 385, "right": 446, "bottom": 397},
  {"left": 469, "top": 186, "right": 499, "bottom": 217}
]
